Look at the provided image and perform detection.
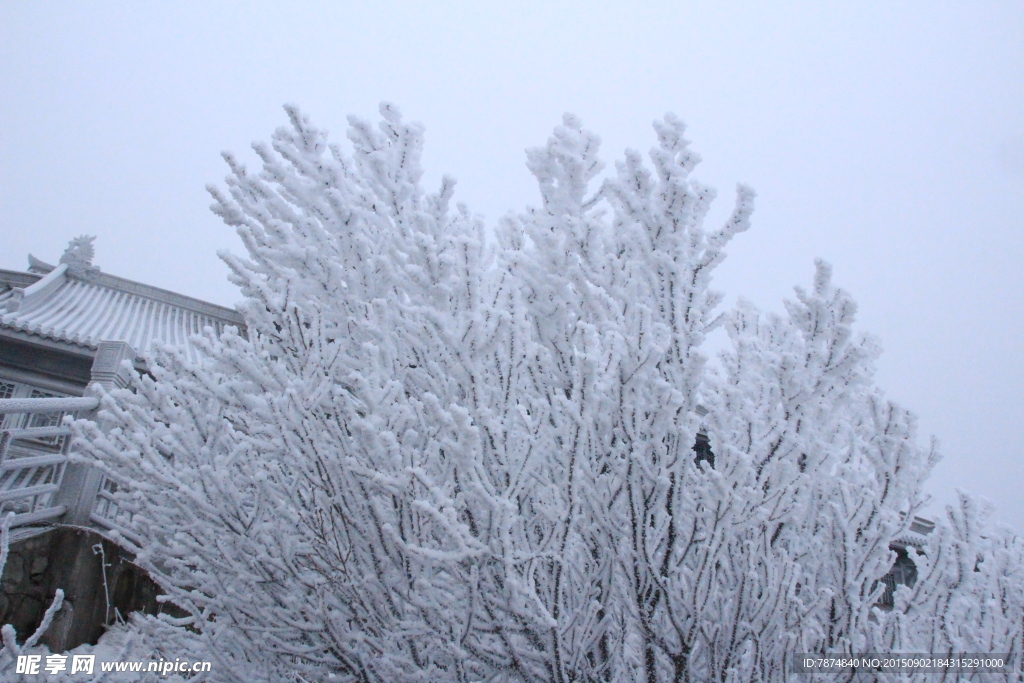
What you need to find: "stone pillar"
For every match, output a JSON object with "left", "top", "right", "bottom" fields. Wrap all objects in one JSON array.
[{"left": 88, "top": 341, "right": 137, "bottom": 391}]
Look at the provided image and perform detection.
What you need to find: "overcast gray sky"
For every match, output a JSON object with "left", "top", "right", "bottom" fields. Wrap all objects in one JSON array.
[{"left": 2, "top": 2, "right": 1022, "bottom": 531}]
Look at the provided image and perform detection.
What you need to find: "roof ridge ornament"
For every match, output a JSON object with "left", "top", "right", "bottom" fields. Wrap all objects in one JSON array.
[
  {"left": 26, "top": 254, "right": 55, "bottom": 275},
  {"left": 60, "top": 235, "right": 101, "bottom": 280}
]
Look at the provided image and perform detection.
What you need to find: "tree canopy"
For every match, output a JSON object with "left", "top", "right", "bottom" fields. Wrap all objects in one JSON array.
[{"left": 70, "top": 105, "right": 1023, "bottom": 683}]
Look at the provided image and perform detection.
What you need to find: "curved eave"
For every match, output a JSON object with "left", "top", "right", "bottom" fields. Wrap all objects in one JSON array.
[
  {"left": 891, "top": 532, "right": 931, "bottom": 550},
  {"left": 0, "top": 324, "right": 145, "bottom": 368}
]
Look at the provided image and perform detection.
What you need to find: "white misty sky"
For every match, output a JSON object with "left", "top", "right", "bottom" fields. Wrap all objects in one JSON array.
[{"left": 2, "top": 3, "right": 1022, "bottom": 530}]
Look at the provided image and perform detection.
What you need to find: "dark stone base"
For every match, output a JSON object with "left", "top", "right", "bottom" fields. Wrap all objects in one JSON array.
[{"left": 1, "top": 527, "right": 180, "bottom": 651}]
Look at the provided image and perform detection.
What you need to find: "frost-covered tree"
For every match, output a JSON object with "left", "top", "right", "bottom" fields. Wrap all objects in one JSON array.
[{"left": 71, "top": 105, "right": 1023, "bottom": 682}]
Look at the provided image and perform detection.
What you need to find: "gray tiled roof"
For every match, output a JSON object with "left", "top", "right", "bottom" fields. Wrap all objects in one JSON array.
[
  {"left": 891, "top": 516, "right": 936, "bottom": 549},
  {"left": 0, "top": 258, "right": 244, "bottom": 363}
]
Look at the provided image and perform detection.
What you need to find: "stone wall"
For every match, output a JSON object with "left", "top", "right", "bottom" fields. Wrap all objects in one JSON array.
[
  {"left": 1, "top": 527, "right": 177, "bottom": 651},
  {"left": 0, "top": 532, "right": 51, "bottom": 640}
]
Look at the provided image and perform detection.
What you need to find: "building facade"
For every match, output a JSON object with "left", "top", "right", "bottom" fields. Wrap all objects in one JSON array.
[{"left": 0, "top": 238, "right": 243, "bottom": 650}]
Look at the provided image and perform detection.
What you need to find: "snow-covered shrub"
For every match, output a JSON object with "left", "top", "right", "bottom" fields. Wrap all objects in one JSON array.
[{"left": 68, "top": 105, "right": 1022, "bottom": 682}]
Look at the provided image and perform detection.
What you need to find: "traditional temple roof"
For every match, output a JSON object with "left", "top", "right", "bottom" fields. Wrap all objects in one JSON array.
[
  {"left": 891, "top": 516, "right": 936, "bottom": 549},
  {"left": 0, "top": 238, "right": 244, "bottom": 363}
]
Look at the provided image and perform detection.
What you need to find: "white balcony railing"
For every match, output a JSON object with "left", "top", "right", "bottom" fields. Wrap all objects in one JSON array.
[{"left": 0, "top": 396, "right": 99, "bottom": 531}]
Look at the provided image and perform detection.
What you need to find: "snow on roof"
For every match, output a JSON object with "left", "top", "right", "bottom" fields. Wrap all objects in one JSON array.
[
  {"left": 0, "top": 245, "right": 244, "bottom": 364},
  {"left": 891, "top": 516, "right": 936, "bottom": 549}
]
